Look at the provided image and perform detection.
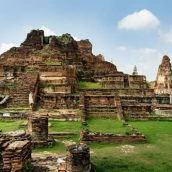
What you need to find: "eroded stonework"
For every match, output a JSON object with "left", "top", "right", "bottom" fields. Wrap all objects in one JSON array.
[
  {"left": 1, "top": 29, "right": 172, "bottom": 171},
  {"left": 0, "top": 131, "right": 31, "bottom": 172},
  {"left": 154, "top": 55, "right": 172, "bottom": 94},
  {"left": 66, "top": 144, "right": 95, "bottom": 172},
  {"left": 0, "top": 29, "right": 171, "bottom": 120}
]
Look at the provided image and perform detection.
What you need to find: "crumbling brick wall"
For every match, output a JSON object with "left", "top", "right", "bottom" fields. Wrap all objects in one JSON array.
[
  {"left": 39, "top": 94, "right": 79, "bottom": 109},
  {"left": 0, "top": 131, "right": 31, "bottom": 172},
  {"left": 81, "top": 129, "right": 146, "bottom": 143}
]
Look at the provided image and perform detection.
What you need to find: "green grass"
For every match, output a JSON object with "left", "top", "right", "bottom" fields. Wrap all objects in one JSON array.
[
  {"left": 34, "top": 120, "right": 81, "bottom": 153},
  {"left": 130, "top": 121, "right": 172, "bottom": 143},
  {"left": 49, "top": 120, "right": 81, "bottom": 143},
  {"left": 32, "top": 142, "right": 66, "bottom": 154},
  {"left": 1, "top": 119, "right": 172, "bottom": 171},
  {"left": 0, "top": 120, "right": 81, "bottom": 133},
  {"left": 43, "top": 59, "right": 61, "bottom": 66},
  {"left": 90, "top": 121, "right": 172, "bottom": 172},
  {"left": 87, "top": 118, "right": 132, "bottom": 134},
  {"left": 49, "top": 120, "right": 81, "bottom": 133},
  {"left": 0, "top": 120, "right": 25, "bottom": 132},
  {"left": 55, "top": 135, "right": 80, "bottom": 143},
  {"left": 78, "top": 81, "right": 102, "bottom": 89}
]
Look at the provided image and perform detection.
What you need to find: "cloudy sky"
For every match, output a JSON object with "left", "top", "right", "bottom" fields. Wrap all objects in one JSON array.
[{"left": 0, "top": 0, "right": 172, "bottom": 81}]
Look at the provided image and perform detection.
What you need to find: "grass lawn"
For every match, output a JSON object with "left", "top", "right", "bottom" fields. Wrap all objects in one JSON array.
[
  {"left": 33, "top": 120, "right": 81, "bottom": 153},
  {"left": 0, "top": 119, "right": 81, "bottom": 133},
  {"left": 78, "top": 81, "right": 102, "bottom": 89},
  {"left": 0, "top": 120, "right": 25, "bottom": 132},
  {"left": 1, "top": 119, "right": 172, "bottom": 171},
  {"left": 90, "top": 121, "right": 172, "bottom": 172},
  {"left": 32, "top": 142, "right": 66, "bottom": 155},
  {"left": 87, "top": 118, "right": 132, "bottom": 134},
  {"left": 49, "top": 120, "right": 81, "bottom": 133}
]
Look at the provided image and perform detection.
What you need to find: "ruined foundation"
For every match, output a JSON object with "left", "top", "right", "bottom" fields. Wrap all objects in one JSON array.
[
  {"left": 66, "top": 144, "right": 95, "bottom": 172},
  {"left": 80, "top": 128, "right": 146, "bottom": 143},
  {"left": 0, "top": 131, "right": 31, "bottom": 172}
]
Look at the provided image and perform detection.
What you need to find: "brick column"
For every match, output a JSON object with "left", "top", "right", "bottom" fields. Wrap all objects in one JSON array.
[
  {"left": 66, "top": 144, "right": 92, "bottom": 172},
  {"left": 27, "top": 115, "right": 50, "bottom": 147}
]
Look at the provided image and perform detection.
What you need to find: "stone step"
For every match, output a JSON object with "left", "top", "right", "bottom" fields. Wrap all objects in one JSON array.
[
  {"left": 87, "top": 109, "right": 117, "bottom": 112},
  {"left": 85, "top": 105, "right": 116, "bottom": 108},
  {"left": 87, "top": 112, "right": 117, "bottom": 117}
]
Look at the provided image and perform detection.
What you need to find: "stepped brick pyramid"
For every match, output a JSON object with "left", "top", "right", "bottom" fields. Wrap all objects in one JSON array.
[{"left": 0, "top": 29, "right": 172, "bottom": 119}]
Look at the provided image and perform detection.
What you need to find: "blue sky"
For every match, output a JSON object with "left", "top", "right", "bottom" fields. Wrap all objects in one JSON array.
[{"left": 0, "top": 0, "right": 172, "bottom": 80}]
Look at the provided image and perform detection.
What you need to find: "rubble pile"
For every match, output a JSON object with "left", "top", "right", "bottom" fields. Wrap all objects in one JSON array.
[{"left": 0, "top": 131, "right": 31, "bottom": 172}]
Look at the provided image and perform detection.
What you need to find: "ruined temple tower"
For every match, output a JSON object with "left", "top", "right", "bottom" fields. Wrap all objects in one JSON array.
[
  {"left": 154, "top": 55, "right": 172, "bottom": 94},
  {"left": 132, "top": 65, "right": 138, "bottom": 75}
]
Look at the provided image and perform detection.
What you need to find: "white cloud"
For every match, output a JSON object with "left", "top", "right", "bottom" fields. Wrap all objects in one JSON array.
[
  {"left": 0, "top": 43, "right": 17, "bottom": 55},
  {"left": 159, "top": 29, "right": 172, "bottom": 43},
  {"left": 40, "top": 26, "right": 56, "bottom": 36},
  {"left": 118, "top": 9, "right": 160, "bottom": 31}
]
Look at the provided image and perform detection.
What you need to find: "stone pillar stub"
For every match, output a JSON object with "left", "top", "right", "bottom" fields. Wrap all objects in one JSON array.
[
  {"left": 66, "top": 144, "right": 93, "bottom": 172},
  {"left": 27, "top": 115, "right": 48, "bottom": 141}
]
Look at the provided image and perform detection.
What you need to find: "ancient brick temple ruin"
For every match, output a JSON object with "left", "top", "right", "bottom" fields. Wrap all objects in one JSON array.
[
  {"left": 0, "top": 29, "right": 172, "bottom": 120},
  {"left": 1, "top": 29, "right": 172, "bottom": 171},
  {"left": 154, "top": 55, "right": 172, "bottom": 94}
]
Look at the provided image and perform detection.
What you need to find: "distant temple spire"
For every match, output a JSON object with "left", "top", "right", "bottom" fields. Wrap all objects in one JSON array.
[
  {"left": 132, "top": 65, "right": 138, "bottom": 75},
  {"left": 111, "top": 58, "right": 113, "bottom": 64}
]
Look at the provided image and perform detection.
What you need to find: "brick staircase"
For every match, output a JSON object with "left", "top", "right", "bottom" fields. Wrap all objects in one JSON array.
[
  {"left": 84, "top": 94, "right": 121, "bottom": 118},
  {"left": 114, "top": 94, "right": 124, "bottom": 120},
  {"left": 11, "top": 73, "right": 39, "bottom": 106}
]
